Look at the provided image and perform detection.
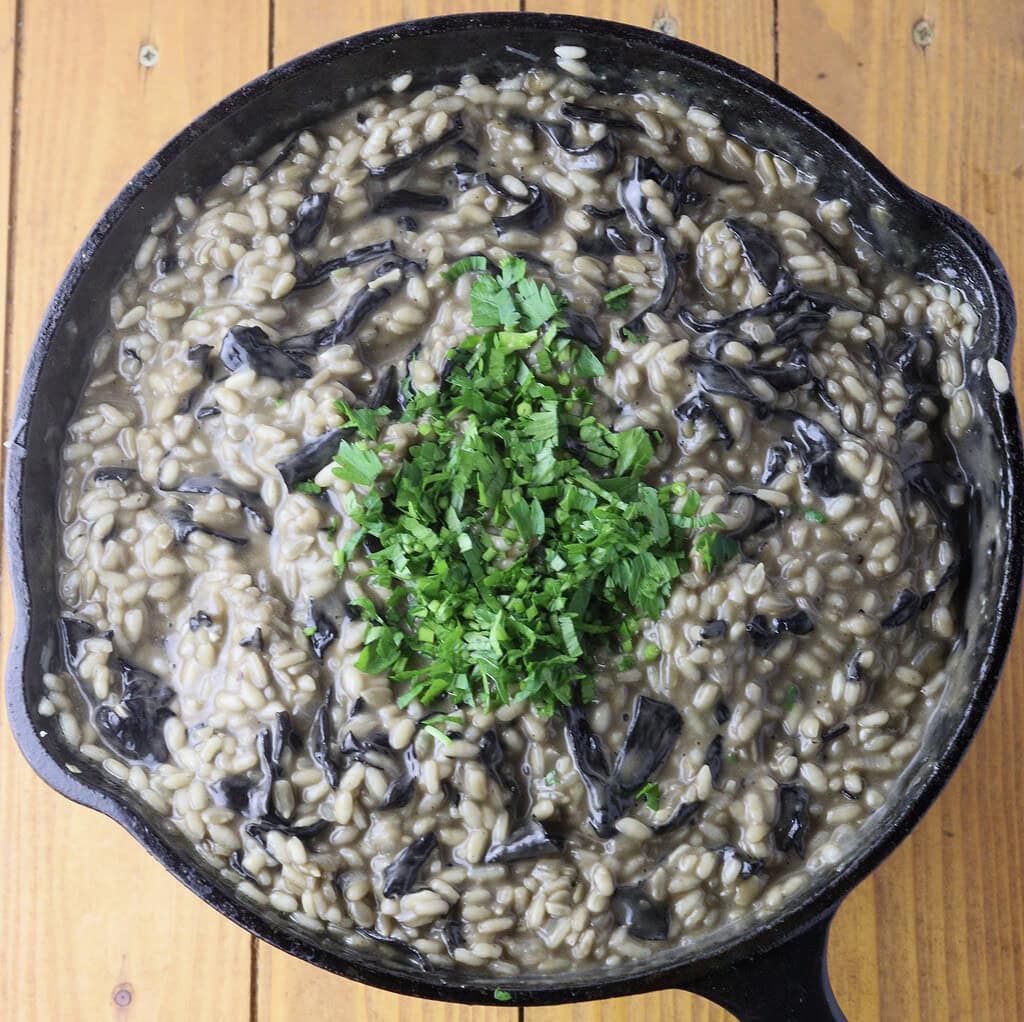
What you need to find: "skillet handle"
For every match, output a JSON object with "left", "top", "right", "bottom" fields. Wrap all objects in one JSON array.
[{"left": 678, "top": 908, "right": 846, "bottom": 1022}]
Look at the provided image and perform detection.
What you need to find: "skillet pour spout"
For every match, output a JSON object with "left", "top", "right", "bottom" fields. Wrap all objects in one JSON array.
[{"left": 4, "top": 13, "right": 1021, "bottom": 1019}]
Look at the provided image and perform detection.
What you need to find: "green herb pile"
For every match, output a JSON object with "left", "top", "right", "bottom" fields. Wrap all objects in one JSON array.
[{"left": 328, "top": 258, "right": 738, "bottom": 715}]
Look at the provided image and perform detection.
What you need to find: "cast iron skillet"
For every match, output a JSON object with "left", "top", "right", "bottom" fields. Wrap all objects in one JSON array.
[{"left": 5, "top": 13, "right": 1022, "bottom": 1021}]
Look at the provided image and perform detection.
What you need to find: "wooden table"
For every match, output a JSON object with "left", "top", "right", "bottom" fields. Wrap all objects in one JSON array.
[{"left": 1, "top": 2, "right": 1022, "bottom": 1019}]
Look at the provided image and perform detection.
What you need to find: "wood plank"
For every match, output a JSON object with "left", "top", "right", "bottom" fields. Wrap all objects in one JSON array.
[
  {"left": 779, "top": 4, "right": 1024, "bottom": 1019},
  {"left": 257, "top": 5, "right": 516, "bottom": 1018},
  {"left": 0, "top": 3, "right": 269, "bottom": 1020},
  {"left": 273, "top": 0, "right": 522, "bottom": 65}
]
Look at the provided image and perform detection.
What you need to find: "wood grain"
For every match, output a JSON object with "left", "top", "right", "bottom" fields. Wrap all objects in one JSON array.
[
  {"left": 778, "top": 3, "right": 1024, "bottom": 1018},
  {"left": 0, "top": 3, "right": 268, "bottom": 1020},
  {"left": 2, "top": 2, "right": 1024, "bottom": 1021}
]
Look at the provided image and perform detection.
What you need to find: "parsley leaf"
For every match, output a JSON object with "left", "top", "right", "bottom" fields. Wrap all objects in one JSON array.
[
  {"left": 635, "top": 781, "right": 661, "bottom": 810},
  {"left": 603, "top": 283, "right": 634, "bottom": 311},
  {"left": 443, "top": 255, "right": 489, "bottom": 283},
  {"left": 295, "top": 480, "right": 323, "bottom": 495},
  {"left": 783, "top": 684, "right": 800, "bottom": 712},
  {"left": 621, "top": 327, "right": 648, "bottom": 345},
  {"left": 803, "top": 508, "right": 828, "bottom": 523},
  {"left": 334, "top": 398, "right": 390, "bottom": 439},
  {"left": 332, "top": 440, "right": 383, "bottom": 486},
  {"left": 493, "top": 989, "right": 512, "bottom": 1003}
]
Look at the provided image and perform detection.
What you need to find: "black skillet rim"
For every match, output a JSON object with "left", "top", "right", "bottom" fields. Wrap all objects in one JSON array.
[{"left": 5, "top": 10, "right": 1022, "bottom": 1007}]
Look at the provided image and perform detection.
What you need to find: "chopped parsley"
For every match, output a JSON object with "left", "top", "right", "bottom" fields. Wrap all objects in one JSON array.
[
  {"left": 602, "top": 283, "right": 634, "bottom": 311},
  {"left": 493, "top": 989, "right": 512, "bottom": 1003},
  {"left": 544, "top": 768, "right": 558, "bottom": 786},
  {"left": 803, "top": 508, "right": 828, "bottom": 523},
  {"left": 641, "top": 642, "right": 660, "bottom": 662},
  {"left": 302, "top": 626, "right": 317, "bottom": 636},
  {"left": 622, "top": 327, "right": 648, "bottom": 345},
  {"left": 442, "top": 254, "right": 489, "bottom": 283},
  {"left": 329, "top": 258, "right": 739, "bottom": 715},
  {"left": 635, "top": 781, "right": 661, "bottom": 811},
  {"left": 783, "top": 683, "right": 800, "bottom": 712},
  {"left": 334, "top": 399, "right": 391, "bottom": 439},
  {"left": 295, "top": 480, "right": 323, "bottom": 495},
  {"left": 325, "top": 516, "right": 340, "bottom": 541}
]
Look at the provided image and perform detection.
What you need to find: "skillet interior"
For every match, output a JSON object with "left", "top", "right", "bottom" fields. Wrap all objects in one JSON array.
[{"left": 5, "top": 12, "right": 1021, "bottom": 1006}]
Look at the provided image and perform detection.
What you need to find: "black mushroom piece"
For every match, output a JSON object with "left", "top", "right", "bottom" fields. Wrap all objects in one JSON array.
[
  {"left": 774, "top": 784, "right": 810, "bottom": 857},
  {"left": 701, "top": 620, "right": 727, "bottom": 641},
  {"left": 94, "top": 660, "right": 177, "bottom": 766},
  {"left": 673, "top": 394, "right": 733, "bottom": 448},
  {"left": 746, "top": 614, "right": 778, "bottom": 651},
  {"left": 291, "top": 240, "right": 398, "bottom": 291},
  {"left": 220, "top": 325, "right": 312, "bottom": 381},
  {"left": 692, "top": 358, "right": 769, "bottom": 415},
  {"left": 651, "top": 799, "right": 704, "bottom": 836},
  {"left": 371, "top": 189, "right": 449, "bottom": 215},
  {"left": 761, "top": 444, "right": 790, "bottom": 484},
  {"left": 166, "top": 504, "right": 247, "bottom": 546},
  {"left": 92, "top": 466, "right": 137, "bottom": 483},
  {"left": 561, "top": 102, "right": 641, "bottom": 131},
  {"left": 890, "top": 326, "right": 944, "bottom": 429},
  {"left": 282, "top": 286, "right": 394, "bottom": 354},
  {"left": 170, "top": 474, "right": 271, "bottom": 531},
  {"left": 880, "top": 588, "right": 923, "bottom": 628},
  {"left": 188, "top": 611, "right": 213, "bottom": 631},
  {"left": 310, "top": 693, "right": 342, "bottom": 788},
  {"left": 616, "top": 156, "right": 682, "bottom": 337},
  {"left": 611, "top": 885, "right": 670, "bottom": 941},
  {"left": 724, "top": 492, "right": 780, "bottom": 542},
  {"left": 478, "top": 728, "right": 529, "bottom": 821},
  {"left": 366, "top": 364, "right": 399, "bottom": 410},
  {"left": 747, "top": 609, "right": 815, "bottom": 651},
  {"left": 353, "top": 927, "right": 428, "bottom": 971},
  {"left": 560, "top": 310, "right": 603, "bottom": 353},
  {"left": 784, "top": 413, "right": 858, "bottom": 498},
  {"left": 724, "top": 218, "right": 785, "bottom": 294},
  {"left": 289, "top": 192, "right": 330, "bottom": 250},
  {"left": 380, "top": 745, "right": 419, "bottom": 810},
  {"left": 214, "top": 712, "right": 291, "bottom": 818},
  {"left": 484, "top": 821, "right": 564, "bottom": 864},
  {"left": 492, "top": 183, "right": 555, "bottom": 235},
  {"left": 720, "top": 846, "right": 765, "bottom": 877},
  {"left": 565, "top": 695, "right": 683, "bottom": 838},
  {"left": 536, "top": 120, "right": 620, "bottom": 174},
  {"left": 704, "top": 734, "right": 724, "bottom": 784},
  {"left": 275, "top": 428, "right": 349, "bottom": 490},
  {"left": 440, "top": 911, "right": 465, "bottom": 955},
  {"left": 367, "top": 114, "right": 463, "bottom": 179},
  {"left": 257, "top": 131, "right": 300, "bottom": 182},
  {"left": 382, "top": 832, "right": 438, "bottom": 898},
  {"left": 306, "top": 600, "right": 339, "bottom": 660}
]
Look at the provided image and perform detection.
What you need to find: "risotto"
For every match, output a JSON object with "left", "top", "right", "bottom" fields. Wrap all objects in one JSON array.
[{"left": 47, "top": 50, "right": 977, "bottom": 977}]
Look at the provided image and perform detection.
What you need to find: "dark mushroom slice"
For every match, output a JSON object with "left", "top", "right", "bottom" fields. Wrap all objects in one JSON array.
[
  {"left": 381, "top": 745, "right": 419, "bottom": 810},
  {"left": 563, "top": 704, "right": 613, "bottom": 837},
  {"left": 196, "top": 405, "right": 221, "bottom": 421},
  {"left": 366, "top": 364, "right": 399, "bottom": 410},
  {"left": 492, "top": 183, "right": 555, "bottom": 235},
  {"left": 170, "top": 474, "right": 271, "bottom": 531},
  {"left": 704, "top": 734, "right": 724, "bottom": 784},
  {"left": 761, "top": 444, "right": 790, "bottom": 484},
  {"left": 820, "top": 723, "right": 850, "bottom": 747},
  {"left": 713, "top": 699, "right": 731, "bottom": 724},
  {"left": 166, "top": 504, "right": 248, "bottom": 547},
  {"left": 257, "top": 131, "right": 300, "bottom": 182},
  {"left": 536, "top": 120, "right": 620, "bottom": 174},
  {"left": 367, "top": 114, "right": 463, "bottom": 179},
  {"left": 725, "top": 492, "right": 779, "bottom": 542},
  {"left": 220, "top": 325, "right": 312, "bottom": 381},
  {"left": 651, "top": 799, "right": 704, "bottom": 836},
  {"left": 188, "top": 612, "right": 213, "bottom": 631},
  {"left": 382, "top": 832, "right": 438, "bottom": 898},
  {"left": 478, "top": 728, "right": 529, "bottom": 821},
  {"left": 58, "top": 616, "right": 111, "bottom": 687},
  {"left": 720, "top": 845, "right": 765, "bottom": 877},
  {"left": 746, "top": 614, "right": 778, "bottom": 651},
  {"left": 561, "top": 102, "right": 640, "bottom": 131},
  {"left": 246, "top": 817, "right": 332, "bottom": 846},
  {"left": 560, "top": 310, "right": 603, "bottom": 353},
  {"left": 92, "top": 466, "right": 137, "bottom": 483},
  {"left": 289, "top": 192, "right": 330, "bottom": 250},
  {"left": 611, "top": 885, "right": 670, "bottom": 941},
  {"left": 310, "top": 693, "right": 341, "bottom": 788},
  {"left": 880, "top": 588, "right": 923, "bottom": 628},
  {"left": 371, "top": 189, "right": 449, "bottom": 215},
  {"left": 229, "top": 850, "right": 259, "bottom": 884},
  {"left": 610, "top": 696, "right": 683, "bottom": 803},
  {"left": 484, "top": 821, "right": 564, "bottom": 864},
  {"left": 275, "top": 428, "right": 349, "bottom": 490},
  {"left": 291, "top": 240, "right": 397, "bottom": 291},
  {"left": 306, "top": 599, "right": 338, "bottom": 660},
  {"left": 282, "top": 286, "right": 395, "bottom": 354},
  {"left": 240, "top": 627, "right": 264, "bottom": 651},
  {"left": 353, "top": 927, "right": 428, "bottom": 971},
  {"left": 673, "top": 393, "right": 734, "bottom": 448},
  {"left": 701, "top": 620, "right": 727, "bottom": 641},
  {"left": 774, "top": 784, "right": 810, "bottom": 857},
  {"left": 94, "top": 660, "right": 176, "bottom": 766},
  {"left": 784, "top": 413, "right": 858, "bottom": 498},
  {"left": 440, "top": 911, "right": 465, "bottom": 955},
  {"left": 776, "top": 608, "right": 814, "bottom": 635},
  {"left": 724, "top": 218, "right": 785, "bottom": 293}
]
